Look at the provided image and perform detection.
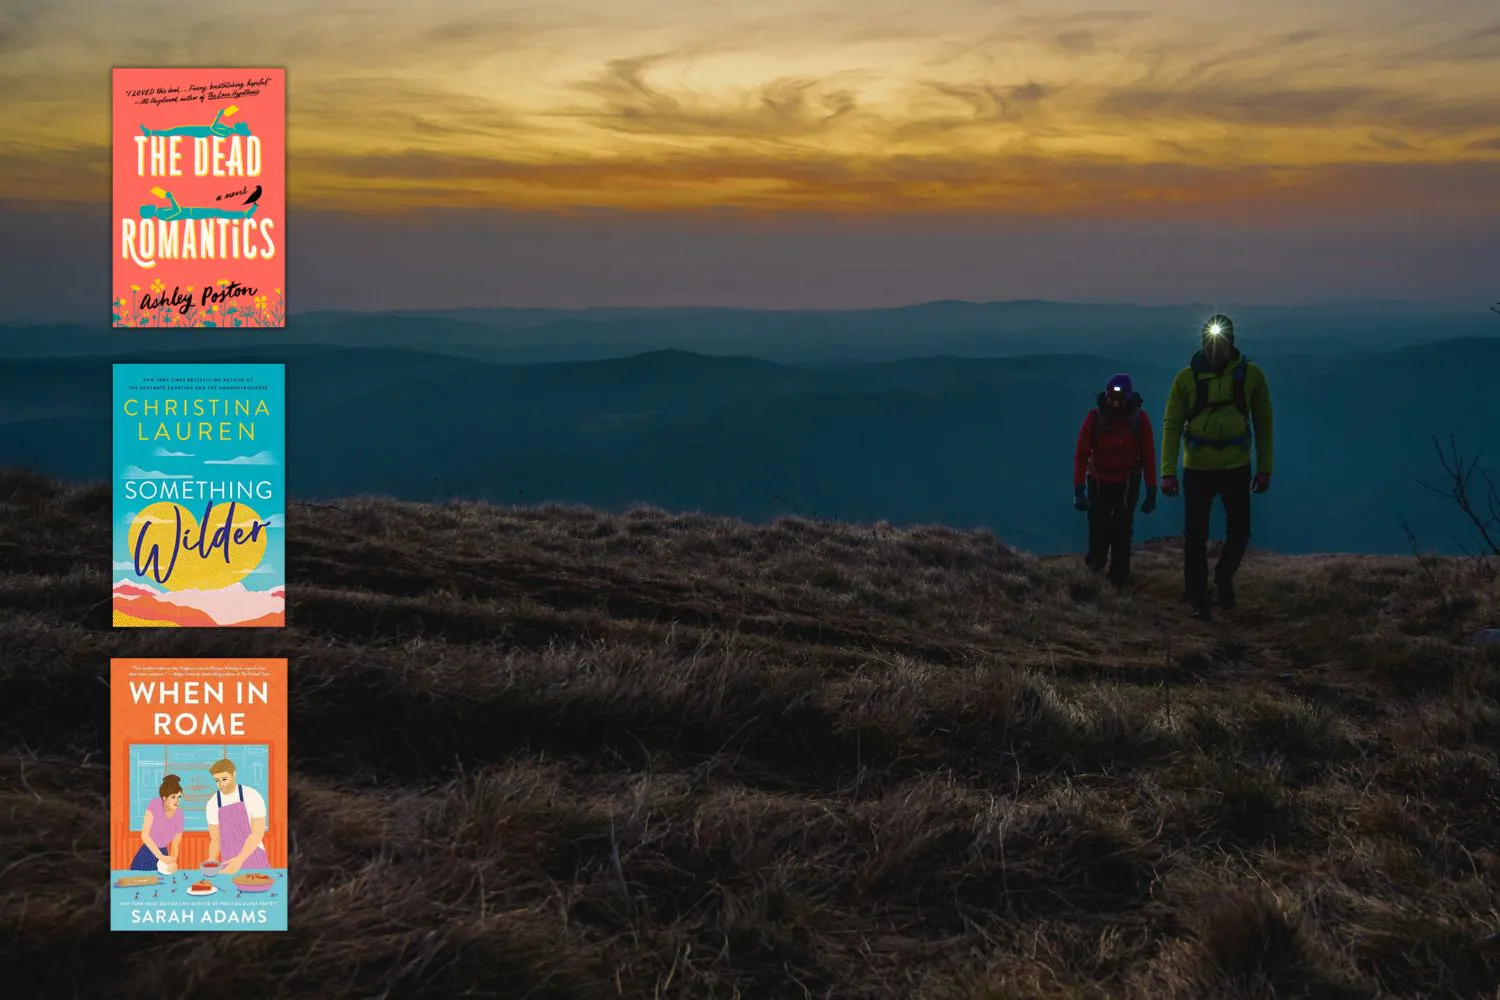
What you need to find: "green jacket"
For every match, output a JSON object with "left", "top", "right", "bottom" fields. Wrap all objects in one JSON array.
[{"left": 1159, "top": 348, "right": 1274, "bottom": 477}]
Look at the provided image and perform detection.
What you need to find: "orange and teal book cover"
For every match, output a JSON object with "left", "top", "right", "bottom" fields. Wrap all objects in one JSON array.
[
  {"left": 112, "top": 68, "right": 285, "bottom": 328},
  {"left": 110, "top": 658, "right": 289, "bottom": 931}
]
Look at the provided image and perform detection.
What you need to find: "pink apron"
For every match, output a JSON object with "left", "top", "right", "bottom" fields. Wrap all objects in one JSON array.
[{"left": 216, "top": 786, "right": 270, "bottom": 868}]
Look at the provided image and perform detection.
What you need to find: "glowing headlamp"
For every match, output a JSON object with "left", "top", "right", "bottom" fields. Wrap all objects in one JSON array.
[{"left": 1202, "top": 314, "right": 1234, "bottom": 344}]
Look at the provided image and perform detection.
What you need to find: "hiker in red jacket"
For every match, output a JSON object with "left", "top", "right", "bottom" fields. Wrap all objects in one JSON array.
[{"left": 1073, "top": 373, "right": 1158, "bottom": 587}]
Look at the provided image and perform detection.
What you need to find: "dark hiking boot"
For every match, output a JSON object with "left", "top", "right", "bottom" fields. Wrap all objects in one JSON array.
[
  {"left": 1187, "top": 592, "right": 1212, "bottom": 621},
  {"left": 1216, "top": 576, "right": 1237, "bottom": 611}
]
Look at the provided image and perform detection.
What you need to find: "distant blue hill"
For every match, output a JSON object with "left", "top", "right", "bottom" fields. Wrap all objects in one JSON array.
[
  {"left": 2, "top": 324, "right": 1496, "bottom": 557},
  {"left": 3, "top": 298, "right": 1491, "bottom": 366}
]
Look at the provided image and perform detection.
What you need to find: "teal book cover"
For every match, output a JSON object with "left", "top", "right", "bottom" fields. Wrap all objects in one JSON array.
[{"left": 112, "top": 364, "right": 285, "bottom": 626}]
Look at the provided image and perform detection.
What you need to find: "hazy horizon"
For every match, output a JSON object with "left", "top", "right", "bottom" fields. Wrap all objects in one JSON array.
[{"left": 5, "top": 333, "right": 1498, "bottom": 558}]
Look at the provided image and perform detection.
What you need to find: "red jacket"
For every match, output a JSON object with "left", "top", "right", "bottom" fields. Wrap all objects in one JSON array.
[{"left": 1074, "top": 407, "right": 1158, "bottom": 487}]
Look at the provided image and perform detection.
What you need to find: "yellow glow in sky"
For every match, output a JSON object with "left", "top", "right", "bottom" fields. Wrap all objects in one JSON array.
[{"left": 0, "top": 0, "right": 1496, "bottom": 215}]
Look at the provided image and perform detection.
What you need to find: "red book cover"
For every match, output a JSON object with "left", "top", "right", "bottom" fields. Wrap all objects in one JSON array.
[{"left": 112, "top": 68, "right": 285, "bottom": 328}]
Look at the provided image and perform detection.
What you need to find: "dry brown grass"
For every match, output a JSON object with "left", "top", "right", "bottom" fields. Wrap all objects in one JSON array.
[{"left": 1, "top": 468, "right": 1498, "bottom": 999}]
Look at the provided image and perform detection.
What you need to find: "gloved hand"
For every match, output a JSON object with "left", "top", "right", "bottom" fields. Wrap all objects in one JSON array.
[
  {"left": 1250, "top": 472, "right": 1271, "bottom": 494},
  {"left": 1073, "top": 485, "right": 1088, "bottom": 511},
  {"left": 1160, "top": 475, "right": 1179, "bottom": 498},
  {"left": 1140, "top": 486, "right": 1157, "bottom": 514}
]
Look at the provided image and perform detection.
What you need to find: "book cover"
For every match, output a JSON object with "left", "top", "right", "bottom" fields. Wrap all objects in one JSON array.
[
  {"left": 109, "top": 658, "right": 289, "bottom": 932},
  {"left": 112, "top": 68, "right": 285, "bottom": 328},
  {"left": 113, "top": 363, "right": 285, "bottom": 627}
]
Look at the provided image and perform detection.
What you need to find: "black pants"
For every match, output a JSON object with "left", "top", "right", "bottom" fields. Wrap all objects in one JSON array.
[
  {"left": 1182, "top": 465, "right": 1252, "bottom": 603},
  {"left": 1087, "top": 477, "right": 1138, "bottom": 585}
]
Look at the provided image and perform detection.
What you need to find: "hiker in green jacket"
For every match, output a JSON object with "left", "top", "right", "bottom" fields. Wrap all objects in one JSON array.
[{"left": 1158, "top": 315, "right": 1274, "bottom": 620}]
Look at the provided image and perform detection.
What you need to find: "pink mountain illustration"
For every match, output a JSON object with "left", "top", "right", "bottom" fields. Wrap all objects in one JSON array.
[
  {"left": 112, "top": 579, "right": 285, "bottom": 627},
  {"left": 114, "top": 583, "right": 156, "bottom": 599}
]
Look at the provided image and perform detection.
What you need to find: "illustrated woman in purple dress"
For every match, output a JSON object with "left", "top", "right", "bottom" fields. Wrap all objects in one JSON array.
[
  {"left": 205, "top": 758, "right": 270, "bottom": 875},
  {"left": 128, "top": 774, "right": 186, "bottom": 870}
]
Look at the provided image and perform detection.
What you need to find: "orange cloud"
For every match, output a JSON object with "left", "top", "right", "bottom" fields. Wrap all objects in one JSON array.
[{"left": 0, "top": 1, "right": 1496, "bottom": 216}]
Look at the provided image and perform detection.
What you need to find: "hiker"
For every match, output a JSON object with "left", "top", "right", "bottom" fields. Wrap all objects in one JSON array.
[
  {"left": 1073, "top": 373, "right": 1157, "bottom": 587},
  {"left": 1158, "top": 315, "right": 1274, "bottom": 620}
]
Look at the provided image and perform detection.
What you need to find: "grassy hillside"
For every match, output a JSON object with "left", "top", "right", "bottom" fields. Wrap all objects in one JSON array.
[{"left": 2, "top": 469, "right": 1498, "bottom": 998}]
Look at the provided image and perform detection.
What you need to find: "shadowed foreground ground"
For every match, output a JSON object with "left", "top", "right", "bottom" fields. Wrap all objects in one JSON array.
[{"left": 1, "top": 469, "right": 1498, "bottom": 999}]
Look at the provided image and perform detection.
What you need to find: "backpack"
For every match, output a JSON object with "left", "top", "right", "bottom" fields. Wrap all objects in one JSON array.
[
  {"left": 1185, "top": 356, "right": 1251, "bottom": 450},
  {"left": 1092, "top": 394, "right": 1144, "bottom": 448},
  {"left": 1087, "top": 392, "right": 1145, "bottom": 501}
]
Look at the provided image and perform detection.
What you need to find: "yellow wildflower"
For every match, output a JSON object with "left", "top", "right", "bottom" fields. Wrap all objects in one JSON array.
[{"left": 130, "top": 284, "right": 140, "bottom": 291}]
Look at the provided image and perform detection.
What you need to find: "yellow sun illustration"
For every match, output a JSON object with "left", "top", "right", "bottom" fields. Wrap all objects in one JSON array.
[{"left": 127, "top": 501, "right": 268, "bottom": 591}]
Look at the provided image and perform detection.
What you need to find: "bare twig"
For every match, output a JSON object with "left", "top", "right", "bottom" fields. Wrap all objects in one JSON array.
[
  {"left": 1414, "top": 434, "right": 1500, "bottom": 560},
  {"left": 1401, "top": 521, "right": 1451, "bottom": 607}
]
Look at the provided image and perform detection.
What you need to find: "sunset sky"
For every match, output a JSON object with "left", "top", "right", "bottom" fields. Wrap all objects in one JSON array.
[{"left": 0, "top": 0, "right": 1496, "bottom": 315}]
